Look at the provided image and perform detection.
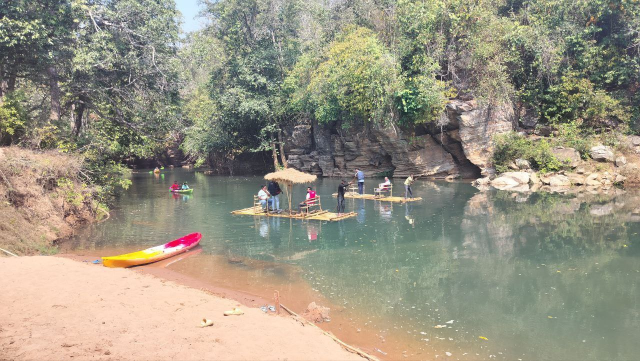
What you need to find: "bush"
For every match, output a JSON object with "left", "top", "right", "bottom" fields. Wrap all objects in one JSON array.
[
  {"left": 552, "top": 121, "right": 593, "bottom": 159},
  {"left": 493, "top": 132, "right": 562, "bottom": 173}
]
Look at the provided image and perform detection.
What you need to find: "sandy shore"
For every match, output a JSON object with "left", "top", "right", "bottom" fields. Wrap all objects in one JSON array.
[{"left": 0, "top": 256, "right": 366, "bottom": 361}]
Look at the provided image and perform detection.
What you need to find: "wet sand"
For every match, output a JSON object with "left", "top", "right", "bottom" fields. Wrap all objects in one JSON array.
[
  {"left": 0, "top": 256, "right": 367, "bottom": 361},
  {"left": 61, "top": 246, "right": 442, "bottom": 360}
]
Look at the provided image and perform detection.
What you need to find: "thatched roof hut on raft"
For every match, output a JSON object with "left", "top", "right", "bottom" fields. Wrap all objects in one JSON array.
[{"left": 264, "top": 168, "right": 317, "bottom": 214}]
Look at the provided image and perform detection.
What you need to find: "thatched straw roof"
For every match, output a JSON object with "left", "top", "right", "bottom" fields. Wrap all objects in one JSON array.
[{"left": 264, "top": 168, "right": 317, "bottom": 184}]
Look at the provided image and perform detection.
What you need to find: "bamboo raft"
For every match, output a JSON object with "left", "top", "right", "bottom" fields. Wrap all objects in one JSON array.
[
  {"left": 332, "top": 192, "right": 422, "bottom": 203},
  {"left": 231, "top": 207, "right": 357, "bottom": 221}
]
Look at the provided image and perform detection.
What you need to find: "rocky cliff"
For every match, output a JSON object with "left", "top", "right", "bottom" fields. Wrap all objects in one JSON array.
[{"left": 285, "top": 100, "right": 513, "bottom": 179}]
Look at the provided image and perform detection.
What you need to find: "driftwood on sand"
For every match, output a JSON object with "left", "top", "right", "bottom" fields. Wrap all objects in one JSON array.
[{"left": 279, "top": 303, "right": 380, "bottom": 361}]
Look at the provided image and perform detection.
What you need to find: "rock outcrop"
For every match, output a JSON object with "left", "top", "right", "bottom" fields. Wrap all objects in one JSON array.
[
  {"left": 449, "top": 100, "right": 513, "bottom": 176},
  {"left": 285, "top": 100, "right": 514, "bottom": 178}
]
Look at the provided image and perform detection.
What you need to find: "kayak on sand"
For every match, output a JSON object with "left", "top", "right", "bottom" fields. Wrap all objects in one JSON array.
[{"left": 102, "top": 232, "right": 202, "bottom": 268}]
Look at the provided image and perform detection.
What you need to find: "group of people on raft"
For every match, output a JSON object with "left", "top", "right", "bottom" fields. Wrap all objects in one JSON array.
[
  {"left": 256, "top": 169, "right": 418, "bottom": 215},
  {"left": 170, "top": 181, "right": 190, "bottom": 191}
]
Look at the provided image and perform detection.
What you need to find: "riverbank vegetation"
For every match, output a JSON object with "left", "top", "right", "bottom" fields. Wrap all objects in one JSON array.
[
  {"left": 2, "top": 0, "right": 639, "bottom": 176},
  {"left": 0, "top": 147, "right": 109, "bottom": 255}
]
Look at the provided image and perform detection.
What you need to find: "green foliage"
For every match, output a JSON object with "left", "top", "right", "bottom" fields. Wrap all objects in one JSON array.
[
  {"left": 539, "top": 74, "right": 631, "bottom": 127},
  {"left": 493, "top": 132, "right": 562, "bottom": 173},
  {"left": 56, "top": 177, "right": 85, "bottom": 207},
  {"left": 552, "top": 122, "right": 593, "bottom": 159},
  {"left": 288, "top": 26, "right": 399, "bottom": 126},
  {"left": 0, "top": 91, "right": 28, "bottom": 145},
  {"left": 396, "top": 73, "right": 450, "bottom": 124}
]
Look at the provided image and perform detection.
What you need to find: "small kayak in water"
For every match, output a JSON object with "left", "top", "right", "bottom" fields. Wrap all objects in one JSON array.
[
  {"left": 102, "top": 232, "right": 202, "bottom": 268},
  {"left": 171, "top": 188, "right": 193, "bottom": 194}
]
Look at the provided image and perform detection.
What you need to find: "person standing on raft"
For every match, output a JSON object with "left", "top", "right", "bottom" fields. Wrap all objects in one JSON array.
[
  {"left": 336, "top": 179, "right": 352, "bottom": 215},
  {"left": 354, "top": 168, "right": 365, "bottom": 194},
  {"left": 267, "top": 181, "right": 282, "bottom": 213},
  {"left": 404, "top": 174, "right": 416, "bottom": 199}
]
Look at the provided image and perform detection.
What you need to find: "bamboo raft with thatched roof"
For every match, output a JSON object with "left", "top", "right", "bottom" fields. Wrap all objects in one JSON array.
[
  {"left": 231, "top": 168, "right": 357, "bottom": 221},
  {"left": 231, "top": 206, "right": 357, "bottom": 221},
  {"left": 331, "top": 192, "right": 422, "bottom": 203}
]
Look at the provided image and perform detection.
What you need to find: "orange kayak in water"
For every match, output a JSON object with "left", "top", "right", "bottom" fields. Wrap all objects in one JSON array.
[{"left": 102, "top": 232, "right": 202, "bottom": 268}]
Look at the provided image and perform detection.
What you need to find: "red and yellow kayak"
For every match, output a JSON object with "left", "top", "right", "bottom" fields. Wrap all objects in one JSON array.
[{"left": 102, "top": 232, "right": 202, "bottom": 268}]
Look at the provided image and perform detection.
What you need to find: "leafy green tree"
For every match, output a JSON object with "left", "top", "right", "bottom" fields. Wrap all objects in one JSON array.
[{"left": 287, "top": 26, "right": 399, "bottom": 127}]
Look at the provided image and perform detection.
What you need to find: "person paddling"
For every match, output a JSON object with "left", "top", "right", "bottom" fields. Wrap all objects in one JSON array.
[
  {"left": 170, "top": 181, "right": 180, "bottom": 191},
  {"left": 354, "top": 168, "right": 365, "bottom": 194},
  {"left": 336, "top": 179, "right": 352, "bottom": 215},
  {"left": 404, "top": 174, "right": 417, "bottom": 199}
]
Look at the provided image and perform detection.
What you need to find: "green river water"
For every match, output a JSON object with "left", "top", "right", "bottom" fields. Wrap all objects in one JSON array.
[{"left": 65, "top": 169, "right": 640, "bottom": 360}]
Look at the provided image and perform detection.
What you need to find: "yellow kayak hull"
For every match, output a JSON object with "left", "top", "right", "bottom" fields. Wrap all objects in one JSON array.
[{"left": 102, "top": 233, "right": 202, "bottom": 268}]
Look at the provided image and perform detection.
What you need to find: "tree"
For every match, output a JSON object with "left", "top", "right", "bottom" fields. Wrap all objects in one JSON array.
[{"left": 287, "top": 26, "right": 399, "bottom": 127}]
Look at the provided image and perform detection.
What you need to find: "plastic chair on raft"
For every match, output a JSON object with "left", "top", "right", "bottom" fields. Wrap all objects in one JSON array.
[
  {"left": 374, "top": 184, "right": 393, "bottom": 198},
  {"left": 299, "top": 195, "right": 322, "bottom": 215},
  {"left": 253, "top": 195, "right": 267, "bottom": 213}
]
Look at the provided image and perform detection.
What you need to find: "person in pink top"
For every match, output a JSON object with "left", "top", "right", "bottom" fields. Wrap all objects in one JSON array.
[{"left": 298, "top": 187, "right": 317, "bottom": 212}]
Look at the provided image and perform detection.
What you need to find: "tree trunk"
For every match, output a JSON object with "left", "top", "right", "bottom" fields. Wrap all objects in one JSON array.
[
  {"left": 271, "top": 141, "right": 280, "bottom": 170},
  {"left": 73, "top": 100, "right": 85, "bottom": 137},
  {"left": 7, "top": 71, "right": 16, "bottom": 92},
  {"left": 47, "top": 66, "right": 61, "bottom": 122},
  {"left": 277, "top": 129, "right": 288, "bottom": 168},
  {"left": 0, "top": 65, "right": 5, "bottom": 100},
  {"left": 0, "top": 66, "right": 17, "bottom": 100}
]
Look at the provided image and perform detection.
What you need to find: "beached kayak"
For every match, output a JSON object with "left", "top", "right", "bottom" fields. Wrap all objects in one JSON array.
[
  {"left": 171, "top": 188, "right": 193, "bottom": 194},
  {"left": 102, "top": 232, "right": 202, "bottom": 268}
]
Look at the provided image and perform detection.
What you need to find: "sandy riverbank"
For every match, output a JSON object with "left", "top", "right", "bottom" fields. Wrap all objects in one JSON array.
[{"left": 0, "top": 256, "right": 367, "bottom": 361}]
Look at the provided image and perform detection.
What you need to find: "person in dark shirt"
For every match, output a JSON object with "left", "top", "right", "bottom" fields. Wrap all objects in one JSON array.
[
  {"left": 267, "top": 181, "right": 282, "bottom": 213},
  {"left": 337, "top": 179, "right": 352, "bottom": 215}
]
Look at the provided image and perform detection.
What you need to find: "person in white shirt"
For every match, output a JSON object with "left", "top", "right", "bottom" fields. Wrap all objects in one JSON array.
[
  {"left": 375, "top": 177, "right": 392, "bottom": 197},
  {"left": 257, "top": 185, "right": 271, "bottom": 211}
]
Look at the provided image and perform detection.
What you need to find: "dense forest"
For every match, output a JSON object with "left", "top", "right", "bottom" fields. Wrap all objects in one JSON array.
[{"left": 1, "top": 0, "right": 639, "bottom": 192}]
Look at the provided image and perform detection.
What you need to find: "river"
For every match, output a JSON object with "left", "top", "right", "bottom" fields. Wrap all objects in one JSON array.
[{"left": 63, "top": 169, "right": 640, "bottom": 360}]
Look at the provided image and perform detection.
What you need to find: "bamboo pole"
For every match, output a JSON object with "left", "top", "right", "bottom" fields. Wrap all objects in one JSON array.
[{"left": 0, "top": 247, "right": 18, "bottom": 257}]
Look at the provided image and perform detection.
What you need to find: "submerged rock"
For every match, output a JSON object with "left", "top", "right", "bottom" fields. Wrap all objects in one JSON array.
[
  {"left": 590, "top": 203, "right": 614, "bottom": 216},
  {"left": 566, "top": 173, "right": 585, "bottom": 185},
  {"left": 302, "top": 302, "right": 331, "bottom": 323},
  {"left": 540, "top": 173, "right": 571, "bottom": 187}
]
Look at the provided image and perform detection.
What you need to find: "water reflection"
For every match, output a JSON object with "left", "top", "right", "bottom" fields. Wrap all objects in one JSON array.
[
  {"left": 356, "top": 199, "right": 366, "bottom": 223},
  {"left": 404, "top": 203, "right": 415, "bottom": 227},
  {"left": 376, "top": 202, "right": 393, "bottom": 222},
  {"left": 63, "top": 172, "right": 640, "bottom": 361},
  {"left": 306, "top": 222, "right": 320, "bottom": 242}
]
